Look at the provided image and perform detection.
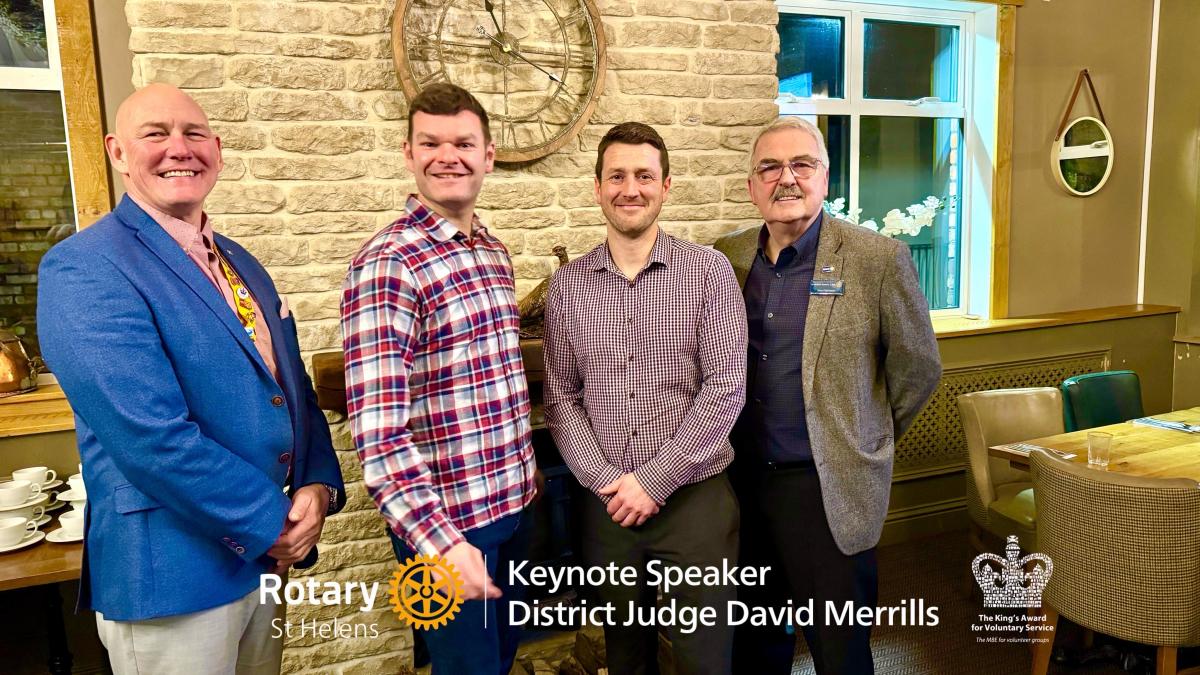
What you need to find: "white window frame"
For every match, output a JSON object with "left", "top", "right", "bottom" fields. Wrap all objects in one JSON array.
[
  {"left": 1, "top": 0, "right": 79, "bottom": 230},
  {"left": 0, "top": 0, "right": 65, "bottom": 90},
  {"left": 775, "top": 0, "right": 999, "bottom": 319}
]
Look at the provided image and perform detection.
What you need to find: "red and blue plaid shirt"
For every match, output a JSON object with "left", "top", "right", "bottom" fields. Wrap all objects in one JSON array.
[{"left": 342, "top": 195, "right": 535, "bottom": 556}]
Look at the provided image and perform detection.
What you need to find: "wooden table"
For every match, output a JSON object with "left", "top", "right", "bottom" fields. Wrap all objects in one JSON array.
[
  {"left": 0, "top": 383, "right": 82, "bottom": 673},
  {"left": 0, "top": 520, "right": 82, "bottom": 675},
  {"left": 0, "top": 526, "right": 81, "bottom": 592},
  {"left": 989, "top": 406, "right": 1200, "bottom": 481},
  {"left": 0, "top": 385, "right": 75, "bottom": 439}
]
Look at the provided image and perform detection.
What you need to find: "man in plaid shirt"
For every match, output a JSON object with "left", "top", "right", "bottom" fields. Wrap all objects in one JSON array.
[
  {"left": 341, "top": 84, "right": 536, "bottom": 675},
  {"left": 544, "top": 122, "right": 748, "bottom": 674}
]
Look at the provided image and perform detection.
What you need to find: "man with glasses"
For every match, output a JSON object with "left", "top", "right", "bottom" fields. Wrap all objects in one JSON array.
[{"left": 714, "top": 117, "right": 941, "bottom": 674}]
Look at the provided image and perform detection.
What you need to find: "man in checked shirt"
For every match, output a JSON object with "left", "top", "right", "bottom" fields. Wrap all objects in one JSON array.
[
  {"left": 341, "top": 84, "right": 537, "bottom": 675},
  {"left": 544, "top": 122, "right": 748, "bottom": 675}
]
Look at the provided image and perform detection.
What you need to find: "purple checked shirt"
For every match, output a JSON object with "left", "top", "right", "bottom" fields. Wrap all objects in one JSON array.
[{"left": 543, "top": 232, "right": 747, "bottom": 504}]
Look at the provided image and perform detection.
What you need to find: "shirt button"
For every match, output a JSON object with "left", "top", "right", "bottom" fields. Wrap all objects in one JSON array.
[
  {"left": 628, "top": 355, "right": 634, "bottom": 362},
  {"left": 279, "top": 452, "right": 292, "bottom": 464},
  {"left": 754, "top": 398, "right": 762, "bottom": 403},
  {"left": 767, "top": 312, "right": 774, "bottom": 319},
  {"left": 632, "top": 431, "right": 638, "bottom": 437},
  {"left": 775, "top": 273, "right": 782, "bottom": 279},
  {"left": 629, "top": 392, "right": 636, "bottom": 399},
  {"left": 271, "top": 395, "right": 284, "bottom": 407},
  {"left": 235, "top": 546, "right": 246, "bottom": 555},
  {"left": 761, "top": 354, "right": 768, "bottom": 361}
]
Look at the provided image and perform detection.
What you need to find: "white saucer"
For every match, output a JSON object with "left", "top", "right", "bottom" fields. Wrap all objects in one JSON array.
[
  {"left": 46, "top": 529, "right": 83, "bottom": 544},
  {"left": 0, "top": 492, "right": 49, "bottom": 512},
  {"left": 34, "top": 514, "right": 50, "bottom": 528},
  {"left": 57, "top": 489, "right": 87, "bottom": 502},
  {"left": 0, "top": 530, "right": 46, "bottom": 553},
  {"left": 0, "top": 478, "right": 62, "bottom": 490}
]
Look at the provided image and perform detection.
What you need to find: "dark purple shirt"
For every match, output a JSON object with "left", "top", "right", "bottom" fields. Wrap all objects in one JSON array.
[
  {"left": 544, "top": 232, "right": 748, "bottom": 504},
  {"left": 742, "top": 211, "right": 823, "bottom": 462}
]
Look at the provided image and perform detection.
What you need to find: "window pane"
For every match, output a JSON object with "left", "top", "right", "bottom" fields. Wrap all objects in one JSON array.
[
  {"left": 859, "top": 116, "right": 962, "bottom": 310},
  {"left": 0, "top": 90, "right": 76, "bottom": 360},
  {"left": 816, "top": 115, "right": 849, "bottom": 204},
  {"left": 863, "top": 19, "right": 959, "bottom": 102},
  {"left": 777, "top": 14, "right": 844, "bottom": 99},
  {"left": 0, "top": 1, "right": 50, "bottom": 68}
]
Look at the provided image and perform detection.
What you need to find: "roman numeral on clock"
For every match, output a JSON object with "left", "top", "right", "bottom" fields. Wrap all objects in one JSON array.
[
  {"left": 417, "top": 69, "right": 448, "bottom": 85},
  {"left": 562, "top": 7, "right": 587, "bottom": 26},
  {"left": 499, "top": 121, "right": 518, "bottom": 147}
]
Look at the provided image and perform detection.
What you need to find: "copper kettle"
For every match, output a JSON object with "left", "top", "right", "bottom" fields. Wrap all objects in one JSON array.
[{"left": 0, "top": 328, "right": 40, "bottom": 397}]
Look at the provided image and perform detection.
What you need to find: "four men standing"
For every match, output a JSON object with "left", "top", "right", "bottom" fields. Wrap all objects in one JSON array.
[{"left": 44, "top": 76, "right": 941, "bottom": 675}]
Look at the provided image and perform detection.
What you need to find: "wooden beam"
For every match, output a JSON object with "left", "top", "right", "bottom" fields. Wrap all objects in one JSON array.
[
  {"left": 990, "top": 3, "right": 1017, "bottom": 319},
  {"left": 55, "top": 0, "right": 111, "bottom": 229}
]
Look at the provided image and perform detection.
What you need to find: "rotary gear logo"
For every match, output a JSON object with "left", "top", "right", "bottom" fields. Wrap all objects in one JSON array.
[{"left": 388, "top": 554, "right": 465, "bottom": 630}]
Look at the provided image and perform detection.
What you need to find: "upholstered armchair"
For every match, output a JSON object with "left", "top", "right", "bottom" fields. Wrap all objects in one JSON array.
[
  {"left": 958, "top": 387, "right": 1065, "bottom": 552},
  {"left": 1029, "top": 449, "right": 1200, "bottom": 675}
]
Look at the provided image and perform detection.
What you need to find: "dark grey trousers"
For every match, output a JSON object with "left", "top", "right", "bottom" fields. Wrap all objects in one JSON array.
[{"left": 580, "top": 473, "right": 740, "bottom": 675}]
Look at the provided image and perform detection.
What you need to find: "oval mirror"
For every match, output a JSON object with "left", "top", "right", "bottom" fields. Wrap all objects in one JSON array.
[{"left": 1052, "top": 116, "right": 1114, "bottom": 197}]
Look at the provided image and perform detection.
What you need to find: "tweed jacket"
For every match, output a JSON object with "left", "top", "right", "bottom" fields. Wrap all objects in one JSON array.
[{"left": 714, "top": 216, "right": 941, "bottom": 555}]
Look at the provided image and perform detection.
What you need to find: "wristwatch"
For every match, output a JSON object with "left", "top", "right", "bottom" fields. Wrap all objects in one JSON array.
[{"left": 320, "top": 483, "right": 338, "bottom": 515}]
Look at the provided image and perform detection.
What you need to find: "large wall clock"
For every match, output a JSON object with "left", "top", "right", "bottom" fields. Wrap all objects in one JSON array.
[{"left": 392, "top": 0, "right": 607, "bottom": 163}]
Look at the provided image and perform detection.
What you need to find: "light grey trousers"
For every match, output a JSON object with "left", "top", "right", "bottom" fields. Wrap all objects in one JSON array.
[{"left": 96, "top": 586, "right": 285, "bottom": 675}]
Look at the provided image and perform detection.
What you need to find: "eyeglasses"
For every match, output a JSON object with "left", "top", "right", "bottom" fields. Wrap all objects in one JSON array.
[{"left": 754, "top": 159, "right": 823, "bottom": 182}]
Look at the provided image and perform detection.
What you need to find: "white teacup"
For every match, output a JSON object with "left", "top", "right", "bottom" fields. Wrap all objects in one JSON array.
[
  {"left": 0, "top": 516, "right": 37, "bottom": 546},
  {"left": 59, "top": 489, "right": 86, "bottom": 511},
  {"left": 7, "top": 504, "right": 45, "bottom": 521},
  {"left": 67, "top": 475, "right": 86, "bottom": 495},
  {"left": 0, "top": 480, "right": 40, "bottom": 507},
  {"left": 12, "top": 466, "right": 56, "bottom": 485},
  {"left": 58, "top": 511, "right": 84, "bottom": 538}
]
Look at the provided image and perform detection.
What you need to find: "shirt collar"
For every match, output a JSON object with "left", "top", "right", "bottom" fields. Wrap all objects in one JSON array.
[
  {"left": 756, "top": 209, "right": 823, "bottom": 260},
  {"left": 129, "top": 193, "right": 214, "bottom": 256},
  {"left": 592, "top": 229, "right": 673, "bottom": 274},
  {"left": 405, "top": 194, "right": 490, "bottom": 244}
]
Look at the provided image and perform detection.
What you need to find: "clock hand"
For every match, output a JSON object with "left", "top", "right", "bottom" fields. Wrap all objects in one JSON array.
[
  {"left": 476, "top": 26, "right": 564, "bottom": 84},
  {"left": 483, "top": 0, "right": 503, "bottom": 34}
]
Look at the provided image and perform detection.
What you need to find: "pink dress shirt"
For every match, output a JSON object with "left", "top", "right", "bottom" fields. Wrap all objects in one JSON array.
[{"left": 130, "top": 195, "right": 279, "bottom": 382}]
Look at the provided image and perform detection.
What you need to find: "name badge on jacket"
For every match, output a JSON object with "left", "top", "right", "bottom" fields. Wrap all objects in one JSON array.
[{"left": 810, "top": 279, "right": 845, "bottom": 296}]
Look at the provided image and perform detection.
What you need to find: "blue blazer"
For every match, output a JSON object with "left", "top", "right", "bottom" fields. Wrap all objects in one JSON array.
[{"left": 37, "top": 196, "right": 345, "bottom": 621}]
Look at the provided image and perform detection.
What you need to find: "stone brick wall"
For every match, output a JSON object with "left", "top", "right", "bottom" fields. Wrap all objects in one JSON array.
[
  {"left": 0, "top": 91, "right": 75, "bottom": 359},
  {"left": 123, "top": 0, "right": 778, "bottom": 671}
]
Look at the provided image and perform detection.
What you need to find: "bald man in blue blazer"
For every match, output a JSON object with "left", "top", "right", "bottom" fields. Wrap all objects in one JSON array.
[{"left": 37, "top": 84, "right": 344, "bottom": 675}]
